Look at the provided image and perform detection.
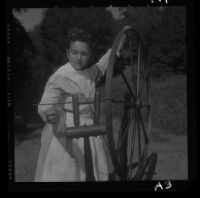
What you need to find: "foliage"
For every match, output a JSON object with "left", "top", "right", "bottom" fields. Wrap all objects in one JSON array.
[
  {"left": 28, "top": 23, "right": 48, "bottom": 89},
  {"left": 118, "top": 6, "right": 186, "bottom": 76},
  {"left": 12, "top": 9, "right": 39, "bottom": 123},
  {"left": 12, "top": 10, "right": 35, "bottom": 89}
]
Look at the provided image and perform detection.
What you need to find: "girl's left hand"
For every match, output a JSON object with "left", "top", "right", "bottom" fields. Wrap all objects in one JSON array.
[{"left": 46, "top": 108, "right": 58, "bottom": 124}]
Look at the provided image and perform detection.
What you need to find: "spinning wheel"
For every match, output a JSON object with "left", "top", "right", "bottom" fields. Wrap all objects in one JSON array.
[{"left": 104, "top": 26, "right": 157, "bottom": 180}]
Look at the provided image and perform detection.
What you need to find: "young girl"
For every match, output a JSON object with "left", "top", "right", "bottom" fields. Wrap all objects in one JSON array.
[{"left": 35, "top": 27, "right": 126, "bottom": 182}]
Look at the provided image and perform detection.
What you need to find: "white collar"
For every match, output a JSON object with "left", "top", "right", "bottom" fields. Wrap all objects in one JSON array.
[{"left": 55, "top": 62, "right": 85, "bottom": 85}]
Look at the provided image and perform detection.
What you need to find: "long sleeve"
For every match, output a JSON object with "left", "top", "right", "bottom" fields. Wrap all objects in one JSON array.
[
  {"left": 38, "top": 74, "right": 74, "bottom": 122},
  {"left": 89, "top": 48, "right": 112, "bottom": 83},
  {"left": 96, "top": 48, "right": 112, "bottom": 76}
]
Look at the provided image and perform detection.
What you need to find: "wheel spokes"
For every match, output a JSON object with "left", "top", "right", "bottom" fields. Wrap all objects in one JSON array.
[
  {"left": 136, "top": 110, "right": 142, "bottom": 160},
  {"left": 117, "top": 109, "right": 135, "bottom": 150},
  {"left": 128, "top": 33, "right": 141, "bottom": 99},
  {"left": 116, "top": 94, "right": 135, "bottom": 178},
  {"left": 126, "top": 107, "right": 151, "bottom": 180},
  {"left": 136, "top": 43, "right": 141, "bottom": 97},
  {"left": 118, "top": 38, "right": 150, "bottom": 179},
  {"left": 127, "top": 110, "right": 138, "bottom": 179},
  {"left": 137, "top": 109, "right": 149, "bottom": 144},
  {"left": 120, "top": 71, "right": 137, "bottom": 101}
]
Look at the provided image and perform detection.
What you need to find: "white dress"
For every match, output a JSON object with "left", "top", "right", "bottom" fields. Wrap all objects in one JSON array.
[{"left": 34, "top": 49, "right": 114, "bottom": 182}]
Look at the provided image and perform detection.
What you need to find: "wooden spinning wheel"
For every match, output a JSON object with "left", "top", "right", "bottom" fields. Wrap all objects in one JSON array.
[{"left": 104, "top": 26, "right": 157, "bottom": 180}]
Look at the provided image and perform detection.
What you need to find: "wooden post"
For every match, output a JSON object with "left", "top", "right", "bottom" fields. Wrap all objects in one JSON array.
[
  {"left": 94, "top": 91, "right": 100, "bottom": 124},
  {"left": 84, "top": 137, "right": 95, "bottom": 181},
  {"left": 72, "top": 94, "right": 95, "bottom": 181},
  {"left": 72, "top": 95, "right": 79, "bottom": 126}
]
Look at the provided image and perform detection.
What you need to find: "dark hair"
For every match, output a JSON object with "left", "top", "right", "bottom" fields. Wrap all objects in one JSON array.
[{"left": 67, "top": 27, "right": 92, "bottom": 49}]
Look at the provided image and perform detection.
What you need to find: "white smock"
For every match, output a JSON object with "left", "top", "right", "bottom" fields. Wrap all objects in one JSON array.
[{"left": 34, "top": 49, "right": 114, "bottom": 182}]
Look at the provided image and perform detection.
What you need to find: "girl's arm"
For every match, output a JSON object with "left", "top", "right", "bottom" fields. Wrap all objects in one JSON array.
[
  {"left": 38, "top": 74, "right": 70, "bottom": 123},
  {"left": 95, "top": 34, "right": 127, "bottom": 78},
  {"left": 38, "top": 76, "right": 62, "bottom": 123},
  {"left": 95, "top": 48, "right": 112, "bottom": 76}
]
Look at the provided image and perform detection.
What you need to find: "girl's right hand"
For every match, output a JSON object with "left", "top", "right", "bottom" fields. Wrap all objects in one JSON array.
[
  {"left": 116, "top": 34, "right": 127, "bottom": 58},
  {"left": 46, "top": 108, "right": 57, "bottom": 124}
]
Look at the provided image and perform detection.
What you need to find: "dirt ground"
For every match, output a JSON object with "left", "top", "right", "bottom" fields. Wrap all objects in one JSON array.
[
  {"left": 14, "top": 119, "right": 188, "bottom": 182},
  {"left": 149, "top": 130, "right": 188, "bottom": 180}
]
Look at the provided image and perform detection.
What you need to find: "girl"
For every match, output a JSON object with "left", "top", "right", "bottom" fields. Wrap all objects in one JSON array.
[{"left": 35, "top": 27, "right": 126, "bottom": 182}]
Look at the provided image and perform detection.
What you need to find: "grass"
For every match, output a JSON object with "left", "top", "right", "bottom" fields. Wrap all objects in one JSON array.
[{"left": 150, "top": 74, "right": 187, "bottom": 135}]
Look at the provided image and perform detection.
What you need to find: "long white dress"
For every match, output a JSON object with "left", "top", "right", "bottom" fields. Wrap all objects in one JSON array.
[{"left": 34, "top": 49, "right": 114, "bottom": 182}]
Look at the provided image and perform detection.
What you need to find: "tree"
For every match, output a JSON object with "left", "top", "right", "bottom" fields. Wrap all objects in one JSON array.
[
  {"left": 28, "top": 23, "right": 47, "bottom": 90},
  {"left": 12, "top": 9, "right": 37, "bottom": 124},
  {"left": 12, "top": 9, "right": 35, "bottom": 89},
  {"left": 117, "top": 6, "right": 186, "bottom": 76},
  {"left": 160, "top": 6, "right": 186, "bottom": 72}
]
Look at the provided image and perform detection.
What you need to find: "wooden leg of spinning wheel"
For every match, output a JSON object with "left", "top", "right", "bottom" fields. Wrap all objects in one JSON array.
[
  {"left": 72, "top": 94, "right": 95, "bottom": 181},
  {"left": 84, "top": 137, "right": 95, "bottom": 181},
  {"left": 109, "top": 170, "right": 121, "bottom": 181}
]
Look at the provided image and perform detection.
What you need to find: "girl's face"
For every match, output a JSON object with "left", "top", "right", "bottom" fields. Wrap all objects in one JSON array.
[{"left": 67, "top": 40, "right": 91, "bottom": 70}]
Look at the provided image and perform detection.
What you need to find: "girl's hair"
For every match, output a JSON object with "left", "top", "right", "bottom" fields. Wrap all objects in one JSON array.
[{"left": 67, "top": 27, "right": 92, "bottom": 49}]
